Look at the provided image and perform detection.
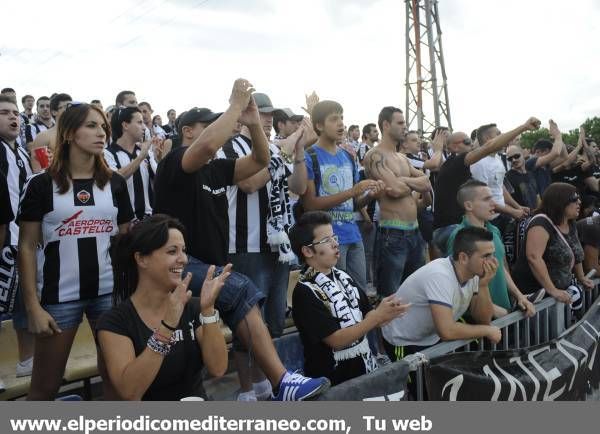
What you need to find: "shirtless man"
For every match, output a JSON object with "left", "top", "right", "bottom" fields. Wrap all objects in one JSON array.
[
  {"left": 28, "top": 93, "right": 72, "bottom": 172},
  {"left": 363, "top": 106, "right": 431, "bottom": 297}
]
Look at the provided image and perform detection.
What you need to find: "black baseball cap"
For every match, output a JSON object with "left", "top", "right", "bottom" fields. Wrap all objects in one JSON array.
[
  {"left": 253, "top": 93, "right": 278, "bottom": 113},
  {"left": 177, "top": 107, "right": 222, "bottom": 136}
]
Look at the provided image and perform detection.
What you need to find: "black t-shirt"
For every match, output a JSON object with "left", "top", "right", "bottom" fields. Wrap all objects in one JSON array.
[
  {"left": 505, "top": 169, "right": 538, "bottom": 209},
  {"left": 292, "top": 273, "right": 372, "bottom": 385},
  {"left": 153, "top": 146, "right": 236, "bottom": 265},
  {"left": 96, "top": 298, "right": 205, "bottom": 401},
  {"left": 0, "top": 179, "right": 13, "bottom": 226},
  {"left": 577, "top": 216, "right": 600, "bottom": 249},
  {"left": 552, "top": 165, "right": 593, "bottom": 195},
  {"left": 513, "top": 218, "right": 583, "bottom": 293},
  {"left": 525, "top": 157, "right": 552, "bottom": 196},
  {"left": 433, "top": 153, "right": 471, "bottom": 229}
]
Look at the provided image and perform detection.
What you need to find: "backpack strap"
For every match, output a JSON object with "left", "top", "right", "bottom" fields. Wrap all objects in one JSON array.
[
  {"left": 528, "top": 214, "right": 575, "bottom": 270},
  {"left": 307, "top": 146, "right": 321, "bottom": 197}
]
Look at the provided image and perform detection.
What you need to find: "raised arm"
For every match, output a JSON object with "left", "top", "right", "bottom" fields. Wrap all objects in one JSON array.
[
  {"left": 535, "top": 120, "right": 566, "bottom": 168},
  {"left": 465, "top": 117, "right": 541, "bottom": 166},
  {"left": 182, "top": 79, "right": 255, "bottom": 173}
]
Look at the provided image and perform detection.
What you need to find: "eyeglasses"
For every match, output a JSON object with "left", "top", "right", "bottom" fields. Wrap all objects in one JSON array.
[
  {"left": 307, "top": 234, "right": 339, "bottom": 248},
  {"left": 568, "top": 193, "right": 580, "bottom": 203},
  {"left": 507, "top": 154, "right": 521, "bottom": 162}
]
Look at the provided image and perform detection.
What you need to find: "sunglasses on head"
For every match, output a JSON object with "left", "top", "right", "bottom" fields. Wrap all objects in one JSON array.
[
  {"left": 507, "top": 154, "right": 521, "bottom": 162},
  {"left": 568, "top": 193, "right": 580, "bottom": 203},
  {"left": 65, "top": 101, "right": 84, "bottom": 110}
]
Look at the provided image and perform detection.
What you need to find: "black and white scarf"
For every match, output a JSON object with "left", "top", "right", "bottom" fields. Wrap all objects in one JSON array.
[
  {"left": 300, "top": 267, "right": 377, "bottom": 372},
  {"left": 267, "top": 149, "right": 295, "bottom": 263}
]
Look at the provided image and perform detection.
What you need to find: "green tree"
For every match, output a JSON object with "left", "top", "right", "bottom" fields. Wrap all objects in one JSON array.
[
  {"left": 581, "top": 117, "right": 600, "bottom": 143},
  {"left": 519, "top": 127, "right": 579, "bottom": 149}
]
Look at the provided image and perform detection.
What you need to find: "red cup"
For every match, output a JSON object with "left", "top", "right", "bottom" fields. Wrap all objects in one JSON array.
[{"left": 34, "top": 147, "right": 50, "bottom": 169}]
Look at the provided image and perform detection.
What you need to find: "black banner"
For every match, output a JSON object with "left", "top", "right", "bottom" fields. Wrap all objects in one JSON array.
[
  {"left": 426, "top": 300, "right": 600, "bottom": 400},
  {"left": 318, "top": 359, "right": 410, "bottom": 401}
]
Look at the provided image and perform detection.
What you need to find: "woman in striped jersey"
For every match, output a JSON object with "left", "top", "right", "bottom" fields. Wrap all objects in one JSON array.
[{"left": 18, "top": 103, "right": 134, "bottom": 400}]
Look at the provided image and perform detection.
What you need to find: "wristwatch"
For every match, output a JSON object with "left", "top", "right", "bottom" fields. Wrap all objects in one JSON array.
[{"left": 199, "top": 309, "right": 220, "bottom": 325}]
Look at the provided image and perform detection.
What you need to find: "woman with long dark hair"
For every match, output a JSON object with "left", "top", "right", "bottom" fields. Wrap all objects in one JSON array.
[
  {"left": 18, "top": 103, "right": 134, "bottom": 400},
  {"left": 96, "top": 215, "right": 229, "bottom": 400},
  {"left": 513, "top": 182, "right": 594, "bottom": 303}
]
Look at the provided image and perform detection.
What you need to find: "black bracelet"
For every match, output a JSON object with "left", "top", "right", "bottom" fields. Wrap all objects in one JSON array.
[{"left": 161, "top": 319, "right": 177, "bottom": 331}]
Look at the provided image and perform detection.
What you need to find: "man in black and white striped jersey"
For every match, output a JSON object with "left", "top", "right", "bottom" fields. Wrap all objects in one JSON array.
[
  {"left": 0, "top": 94, "right": 35, "bottom": 378},
  {"left": 217, "top": 92, "right": 311, "bottom": 400},
  {"left": 24, "top": 96, "right": 54, "bottom": 146},
  {"left": 104, "top": 106, "right": 157, "bottom": 222}
]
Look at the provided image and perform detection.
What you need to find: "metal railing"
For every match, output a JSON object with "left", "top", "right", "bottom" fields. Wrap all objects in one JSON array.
[{"left": 403, "top": 284, "right": 600, "bottom": 400}]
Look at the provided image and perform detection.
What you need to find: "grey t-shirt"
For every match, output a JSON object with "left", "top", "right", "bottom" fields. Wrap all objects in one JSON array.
[{"left": 382, "top": 257, "right": 479, "bottom": 347}]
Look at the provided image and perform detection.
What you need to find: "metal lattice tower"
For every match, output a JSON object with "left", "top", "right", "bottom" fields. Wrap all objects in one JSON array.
[{"left": 405, "top": 0, "right": 452, "bottom": 137}]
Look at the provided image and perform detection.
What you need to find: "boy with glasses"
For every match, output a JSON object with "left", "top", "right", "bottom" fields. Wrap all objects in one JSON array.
[{"left": 289, "top": 211, "right": 408, "bottom": 385}]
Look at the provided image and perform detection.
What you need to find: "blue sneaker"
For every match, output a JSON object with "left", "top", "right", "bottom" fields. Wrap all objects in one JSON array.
[{"left": 271, "top": 371, "right": 330, "bottom": 401}]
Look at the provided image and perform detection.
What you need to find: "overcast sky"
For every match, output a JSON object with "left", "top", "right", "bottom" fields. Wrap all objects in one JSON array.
[{"left": 2, "top": 0, "right": 600, "bottom": 134}]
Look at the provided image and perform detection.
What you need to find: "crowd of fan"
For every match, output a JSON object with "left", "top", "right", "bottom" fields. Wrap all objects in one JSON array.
[{"left": 0, "top": 81, "right": 599, "bottom": 401}]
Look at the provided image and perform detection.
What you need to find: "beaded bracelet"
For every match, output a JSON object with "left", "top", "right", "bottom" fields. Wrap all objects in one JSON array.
[{"left": 147, "top": 334, "right": 171, "bottom": 356}]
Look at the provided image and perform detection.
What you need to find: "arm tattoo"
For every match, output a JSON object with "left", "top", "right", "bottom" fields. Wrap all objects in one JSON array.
[{"left": 367, "top": 151, "right": 387, "bottom": 178}]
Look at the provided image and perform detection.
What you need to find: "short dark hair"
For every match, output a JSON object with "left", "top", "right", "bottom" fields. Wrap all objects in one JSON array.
[
  {"left": 21, "top": 95, "right": 34, "bottom": 104},
  {"left": 1, "top": 88, "right": 15, "bottom": 94},
  {"left": 348, "top": 124, "right": 359, "bottom": 133},
  {"left": 273, "top": 110, "right": 289, "bottom": 134},
  {"left": 111, "top": 106, "right": 142, "bottom": 141},
  {"left": 470, "top": 129, "right": 478, "bottom": 141},
  {"left": 378, "top": 106, "right": 403, "bottom": 133},
  {"left": 311, "top": 100, "right": 343, "bottom": 136},
  {"left": 138, "top": 101, "right": 152, "bottom": 111},
  {"left": 289, "top": 211, "right": 332, "bottom": 263},
  {"left": 431, "top": 126, "right": 449, "bottom": 141},
  {"left": 91, "top": 99, "right": 101, "bottom": 104},
  {"left": 115, "top": 90, "right": 135, "bottom": 106},
  {"left": 362, "top": 123, "right": 376, "bottom": 139},
  {"left": 36, "top": 96, "right": 50, "bottom": 106},
  {"left": 477, "top": 123, "right": 497, "bottom": 145},
  {"left": 456, "top": 179, "right": 488, "bottom": 209},
  {"left": 533, "top": 139, "right": 553, "bottom": 152},
  {"left": 537, "top": 182, "right": 578, "bottom": 225},
  {"left": 167, "top": 109, "right": 176, "bottom": 116},
  {"left": 452, "top": 227, "right": 494, "bottom": 260},
  {"left": 0, "top": 94, "right": 18, "bottom": 107},
  {"left": 50, "top": 93, "right": 72, "bottom": 112}
]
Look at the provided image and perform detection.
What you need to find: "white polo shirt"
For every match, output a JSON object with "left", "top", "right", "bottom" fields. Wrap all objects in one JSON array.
[{"left": 470, "top": 154, "right": 506, "bottom": 218}]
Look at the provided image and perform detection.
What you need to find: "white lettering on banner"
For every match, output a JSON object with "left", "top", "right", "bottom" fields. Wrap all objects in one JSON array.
[
  {"left": 509, "top": 356, "right": 540, "bottom": 400},
  {"left": 482, "top": 365, "right": 502, "bottom": 400},
  {"left": 579, "top": 321, "right": 599, "bottom": 370},
  {"left": 440, "top": 374, "right": 463, "bottom": 400},
  {"left": 492, "top": 359, "right": 527, "bottom": 401},
  {"left": 556, "top": 339, "right": 587, "bottom": 390},
  {"left": 363, "top": 390, "right": 405, "bottom": 401},
  {"left": 527, "top": 346, "right": 565, "bottom": 401}
]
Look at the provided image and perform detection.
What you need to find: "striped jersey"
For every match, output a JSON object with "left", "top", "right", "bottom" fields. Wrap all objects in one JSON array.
[
  {"left": 103, "top": 143, "right": 156, "bottom": 221},
  {"left": 0, "top": 138, "right": 33, "bottom": 246},
  {"left": 17, "top": 172, "right": 134, "bottom": 304},
  {"left": 217, "top": 135, "right": 274, "bottom": 254},
  {"left": 24, "top": 119, "right": 53, "bottom": 145}
]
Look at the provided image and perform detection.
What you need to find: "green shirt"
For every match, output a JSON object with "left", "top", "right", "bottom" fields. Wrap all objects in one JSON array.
[{"left": 446, "top": 216, "right": 511, "bottom": 310}]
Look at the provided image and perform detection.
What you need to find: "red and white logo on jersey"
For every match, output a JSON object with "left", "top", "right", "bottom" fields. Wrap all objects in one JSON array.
[{"left": 77, "top": 190, "right": 91, "bottom": 203}]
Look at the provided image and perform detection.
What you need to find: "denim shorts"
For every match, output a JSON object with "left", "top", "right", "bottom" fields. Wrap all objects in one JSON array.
[
  {"left": 43, "top": 294, "right": 113, "bottom": 330},
  {"left": 184, "top": 256, "right": 265, "bottom": 335}
]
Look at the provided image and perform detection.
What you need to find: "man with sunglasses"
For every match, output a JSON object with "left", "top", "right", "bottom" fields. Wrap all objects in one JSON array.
[
  {"left": 432, "top": 117, "right": 541, "bottom": 256},
  {"left": 505, "top": 144, "right": 540, "bottom": 209}
]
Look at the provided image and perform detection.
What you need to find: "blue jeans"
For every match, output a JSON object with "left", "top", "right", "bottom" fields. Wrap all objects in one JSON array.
[
  {"left": 337, "top": 242, "right": 367, "bottom": 291},
  {"left": 374, "top": 227, "right": 426, "bottom": 297},
  {"left": 432, "top": 224, "right": 459, "bottom": 257},
  {"left": 44, "top": 294, "right": 112, "bottom": 330},
  {"left": 229, "top": 252, "right": 289, "bottom": 338},
  {"left": 183, "top": 256, "right": 265, "bottom": 350},
  {"left": 358, "top": 221, "right": 376, "bottom": 285}
]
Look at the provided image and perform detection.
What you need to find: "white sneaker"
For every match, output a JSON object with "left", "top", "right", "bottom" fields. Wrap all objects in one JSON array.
[
  {"left": 252, "top": 379, "right": 272, "bottom": 400},
  {"left": 237, "top": 390, "right": 257, "bottom": 401},
  {"left": 16, "top": 357, "right": 33, "bottom": 378},
  {"left": 0, "top": 377, "right": 5, "bottom": 392}
]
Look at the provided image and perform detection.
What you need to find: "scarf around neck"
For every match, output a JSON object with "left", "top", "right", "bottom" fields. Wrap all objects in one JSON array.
[{"left": 300, "top": 267, "right": 377, "bottom": 372}]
